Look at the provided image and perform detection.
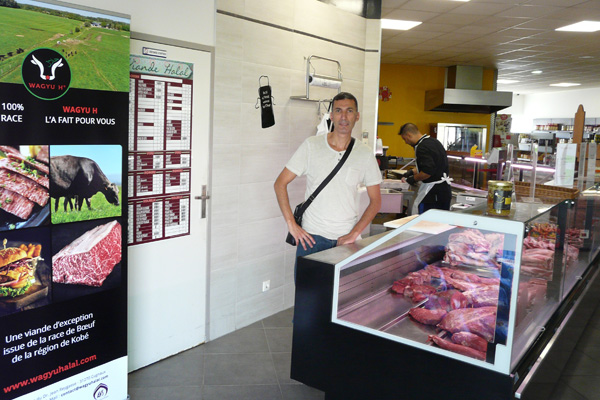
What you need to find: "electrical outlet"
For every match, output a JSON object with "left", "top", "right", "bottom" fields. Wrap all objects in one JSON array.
[{"left": 262, "top": 280, "right": 270, "bottom": 292}]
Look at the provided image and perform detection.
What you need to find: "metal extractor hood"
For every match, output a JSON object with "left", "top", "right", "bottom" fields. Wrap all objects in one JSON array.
[{"left": 425, "top": 65, "right": 512, "bottom": 114}]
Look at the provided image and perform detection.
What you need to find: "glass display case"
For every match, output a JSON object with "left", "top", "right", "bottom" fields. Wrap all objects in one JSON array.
[
  {"left": 437, "top": 123, "right": 487, "bottom": 153},
  {"left": 291, "top": 193, "right": 600, "bottom": 400},
  {"left": 447, "top": 154, "right": 503, "bottom": 188}
]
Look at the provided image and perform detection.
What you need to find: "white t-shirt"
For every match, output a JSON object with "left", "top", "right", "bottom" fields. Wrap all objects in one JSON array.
[{"left": 286, "top": 135, "right": 382, "bottom": 240}]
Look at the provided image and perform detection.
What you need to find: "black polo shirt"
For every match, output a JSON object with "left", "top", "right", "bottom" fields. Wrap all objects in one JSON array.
[{"left": 415, "top": 136, "right": 451, "bottom": 203}]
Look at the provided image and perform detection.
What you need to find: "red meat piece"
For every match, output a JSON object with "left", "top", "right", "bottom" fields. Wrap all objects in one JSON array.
[
  {"left": 428, "top": 335, "right": 486, "bottom": 361},
  {"left": 451, "top": 332, "right": 488, "bottom": 352},
  {"left": 437, "top": 306, "right": 497, "bottom": 342},
  {"left": 409, "top": 308, "right": 447, "bottom": 325}
]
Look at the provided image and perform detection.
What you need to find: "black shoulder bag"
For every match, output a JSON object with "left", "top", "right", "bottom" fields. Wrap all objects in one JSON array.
[{"left": 286, "top": 138, "right": 355, "bottom": 246}]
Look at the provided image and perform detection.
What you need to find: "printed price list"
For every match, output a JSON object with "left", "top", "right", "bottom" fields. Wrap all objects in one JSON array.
[
  {"left": 128, "top": 70, "right": 193, "bottom": 245},
  {"left": 128, "top": 195, "right": 190, "bottom": 244}
]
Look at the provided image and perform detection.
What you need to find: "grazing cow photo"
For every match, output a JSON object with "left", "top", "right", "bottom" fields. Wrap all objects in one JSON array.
[{"left": 49, "top": 146, "right": 122, "bottom": 224}]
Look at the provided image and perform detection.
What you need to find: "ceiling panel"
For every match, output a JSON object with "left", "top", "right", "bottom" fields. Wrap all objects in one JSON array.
[{"left": 380, "top": 0, "right": 600, "bottom": 93}]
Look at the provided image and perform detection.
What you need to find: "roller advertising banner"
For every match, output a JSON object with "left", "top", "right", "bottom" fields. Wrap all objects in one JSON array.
[{"left": 0, "top": 2, "right": 129, "bottom": 400}]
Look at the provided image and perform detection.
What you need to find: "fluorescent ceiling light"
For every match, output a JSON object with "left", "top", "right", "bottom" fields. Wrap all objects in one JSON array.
[
  {"left": 531, "top": 70, "right": 543, "bottom": 74},
  {"left": 549, "top": 82, "right": 581, "bottom": 87},
  {"left": 497, "top": 79, "right": 520, "bottom": 84},
  {"left": 381, "top": 19, "right": 422, "bottom": 30},
  {"left": 556, "top": 21, "right": 600, "bottom": 32}
]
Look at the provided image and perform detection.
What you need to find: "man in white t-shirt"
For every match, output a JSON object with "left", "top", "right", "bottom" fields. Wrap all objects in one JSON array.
[{"left": 274, "top": 92, "right": 382, "bottom": 262}]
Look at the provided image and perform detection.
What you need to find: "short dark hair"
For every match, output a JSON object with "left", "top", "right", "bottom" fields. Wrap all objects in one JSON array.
[
  {"left": 399, "top": 123, "right": 419, "bottom": 136},
  {"left": 332, "top": 92, "right": 358, "bottom": 111}
]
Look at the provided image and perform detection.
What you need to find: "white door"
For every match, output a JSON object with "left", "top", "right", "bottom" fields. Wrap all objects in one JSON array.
[{"left": 127, "top": 38, "right": 211, "bottom": 371}]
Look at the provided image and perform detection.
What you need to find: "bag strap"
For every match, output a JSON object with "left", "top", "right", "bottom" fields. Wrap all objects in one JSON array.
[{"left": 297, "top": 137, "right": 355, "bottom": 215}]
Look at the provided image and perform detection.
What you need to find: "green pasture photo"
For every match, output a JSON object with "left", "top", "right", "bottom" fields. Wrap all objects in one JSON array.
[
  {"left": 50, "top": 186, "right": 122, "bottom": 224},
  {"left": 0, "top": 5, "right": 130, "bottom": 91}
]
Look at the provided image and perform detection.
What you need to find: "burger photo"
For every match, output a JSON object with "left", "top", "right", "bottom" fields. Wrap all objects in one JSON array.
[{"left": 0, "top": 241, "right": 42, "bottom": 298}]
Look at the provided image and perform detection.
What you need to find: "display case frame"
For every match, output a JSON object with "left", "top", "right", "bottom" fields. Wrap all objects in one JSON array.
[
  {"left": 291, "top": 193, "right": 600, "bottom": 400},
  {"left": 331, "top": 210, "right": 523, "bottom": 374}
]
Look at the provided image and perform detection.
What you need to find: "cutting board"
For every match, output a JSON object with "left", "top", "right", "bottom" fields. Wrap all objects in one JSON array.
[{"left": 0, "top": 284, "right": 48, "bottom": 312}]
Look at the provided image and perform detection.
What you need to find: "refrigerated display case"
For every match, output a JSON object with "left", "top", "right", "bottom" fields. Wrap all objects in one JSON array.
[
  {"left": 291, "top": 193, "right": 600, "bottom": 400},
  {"left": 437, "top": 123, "right": 487, "bottom": 153}
]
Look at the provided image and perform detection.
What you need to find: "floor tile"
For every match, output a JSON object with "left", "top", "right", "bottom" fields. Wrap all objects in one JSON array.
[
  {"left": 203, "top": 384, "right": 282, "bottom": 400},
  {"left": 548, "top": 379, "right": 587, "bottom": 400},
  {"left": 562, "top": 349, "right": 600, "bottom": 376},
  {"left": 271, "top": 352, "right": 297, "bottom": 385},
  {"left": 263, "top": 307, "right": 294, "bottom": 328},
  {"left": 128, "top": 385, "right": 202, "bottom": 400},
  {"left": 266, "top": 327, "right": 293, "bottom": 353},
  {"left": 204, "top": 353, "right": 278, "bottom": 385},
  {"left": 128, "top": 349, "right": 203, "bottom": 388},
  {"left": 280, "top": 384, "right": 325, "bottom": 400},
  {"left": 203, "top": 325, "right": 269, "bottom": 354},
  {"left": 562, "top": 375, "right": 600, "bottom": 400},
  {"left": 575, "top": 325, "right": 600, "bottom": 349},
  {"left": 577, "top": 345, "right": 600, "bottom": 364}
]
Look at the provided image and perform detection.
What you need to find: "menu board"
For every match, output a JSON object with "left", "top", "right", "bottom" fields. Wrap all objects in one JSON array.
[
  {"left": 0, "top": 3, "right": 129, "bottom": 400},
  {"left": 128, "top": 56, "right": 193, "bottom": 245}
]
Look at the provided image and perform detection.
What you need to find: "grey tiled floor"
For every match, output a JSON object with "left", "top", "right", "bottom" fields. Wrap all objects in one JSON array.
[
  {"left": 128, "top": 307, "right": 324, "bottom": 400},
  {"left": 128, "top": 305, "right": 600, "bottom": 399}
]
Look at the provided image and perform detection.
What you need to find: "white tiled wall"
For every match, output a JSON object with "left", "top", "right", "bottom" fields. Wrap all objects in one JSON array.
[{"left": 210, "top": 0, "right": 381, "bottom": 340}]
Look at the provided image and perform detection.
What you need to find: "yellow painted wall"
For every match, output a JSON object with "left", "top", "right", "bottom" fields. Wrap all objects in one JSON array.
[{"left": 378, "top": 64, "right": 494, "bottom": 158}]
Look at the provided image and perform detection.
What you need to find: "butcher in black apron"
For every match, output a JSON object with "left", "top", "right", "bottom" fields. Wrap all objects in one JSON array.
[{"left": 398, "top": 123, "right": 452, "bottom": 214}]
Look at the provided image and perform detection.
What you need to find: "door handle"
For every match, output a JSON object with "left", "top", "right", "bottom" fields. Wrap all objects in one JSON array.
[{"left": 194, "top": 185, "right": 210, "bottom": 218}]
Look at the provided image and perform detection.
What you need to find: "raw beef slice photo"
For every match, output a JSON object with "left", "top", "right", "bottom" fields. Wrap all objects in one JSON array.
[{"left": 52, "top": 220, "right": 121, "bottom": 287}]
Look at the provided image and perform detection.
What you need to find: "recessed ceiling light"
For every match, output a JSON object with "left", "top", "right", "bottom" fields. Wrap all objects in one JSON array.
[
  {"left": 556, "top": 21, "right": 600, "bottom": 32},
  {"left": 549, "top": 82, "right": 581, "bottom": 87},
  {"left": 381, "top": 19, "right": 422, "bottom": 31},
  {"left": 497, "top": 79, "right": 520, "bottom": 84},
  {"left": 531, "top": 70, "right": 543, "bottom": 74}
]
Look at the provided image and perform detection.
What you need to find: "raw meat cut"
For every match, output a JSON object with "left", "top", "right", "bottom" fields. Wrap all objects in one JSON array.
[
  {"left": 523, "top": 236, "right": 554, "bottom": 250},
  {"left": 521, "top": 248, "right": 554, "bottom": 266},
  {"left": 444, "top": 275, "right": 494, "bottom": 292},
  {"left": 53, "top": 220, "right": 121, "bottom": 287},
  {"left": 450, "top": 291, "right": 469, "bottom": 309},
  {"left": 0, "top": 168, "right": 48, "bottom": 206},
  {"left": 462, "top": 286, "right": 500, "bottom": 307},
  {"left": 526, "top": 279, "right": 547, "bottom": 308},
  {"left": 451, "top": 332, "right": 488, "bottom": 352},
  {"left": 0, "top": 158, "right": 49, "bottom": 189},
  {"left": 424, "top": 290, "right": 467, "bottom": 311},
  {"left": 521, "top": 247, "right": 554, "bottom": 279},
  {"left": 404, "top": 284, "right": 437, "bottom": 302},
  {"left": 437, "top": 306, "right": 497, "bottom": 342},
  {"left": 391, "top": 279, "right": 409, "bottom": 295},
  {"left": 444, "top": 229, "right": 501, "bottom": 269},
  {"left": 0, "top": 187, "right": 34, "bottom": 219},
  {"left": 409, "top": 308, "right": 447, "bottom": 325},
  {"left": 428, "top": 335, "right": 486, "bottom": 361}
]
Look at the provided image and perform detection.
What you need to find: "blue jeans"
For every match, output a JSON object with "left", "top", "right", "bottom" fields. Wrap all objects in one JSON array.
[{"left": 294, "top": 234, "right": 337, "bottom": 281}]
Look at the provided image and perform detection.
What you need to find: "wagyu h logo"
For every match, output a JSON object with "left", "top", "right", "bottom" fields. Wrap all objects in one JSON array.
[
  {"left": 22, "top": 48, "right": 71, "bottom": 100},
  {"left": 30, "top": 54, "right": 64, "bottom": 81}
]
